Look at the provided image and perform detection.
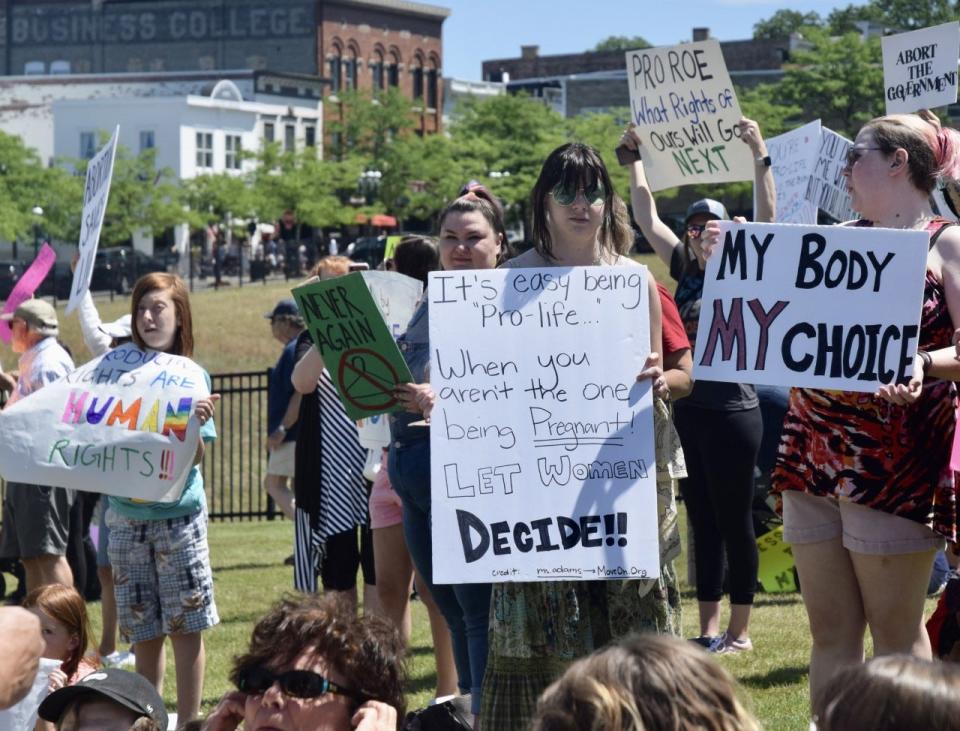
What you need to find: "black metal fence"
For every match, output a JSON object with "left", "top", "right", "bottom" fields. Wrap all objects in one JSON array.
[{"left": 0, "top": 368, "right": 277, "bottom": 522}]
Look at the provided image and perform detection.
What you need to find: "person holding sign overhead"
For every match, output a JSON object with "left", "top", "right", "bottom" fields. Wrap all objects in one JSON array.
[
  {"left": 478, "top": 143, "right": 683, "bottom": 731},
  {"left": 762, "top": 111, "right": 960, "bottom": 710},
  {"left": 619, "top": 118, "right": 775, "bottom": 655}
]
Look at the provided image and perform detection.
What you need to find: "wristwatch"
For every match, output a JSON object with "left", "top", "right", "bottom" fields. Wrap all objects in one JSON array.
[
  {"left": 756, "top": 155, "right": 772, "bottom": 167},
  {"left": 276, "top": 424, "right": 287, "bottom": 436}
]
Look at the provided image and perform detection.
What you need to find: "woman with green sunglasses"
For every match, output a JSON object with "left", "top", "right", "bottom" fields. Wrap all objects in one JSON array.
[{"left": 478, "top": 142, "right": 690, "bottom": 730}]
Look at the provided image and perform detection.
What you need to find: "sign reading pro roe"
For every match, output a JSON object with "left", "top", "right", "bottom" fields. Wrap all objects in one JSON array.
[
  {"left": 625, "top": 39, "right": 752, "bottom": 191},
  {"left": 693, "top": 222, "right": 928, "bottom": 391},
  {"left": 882, "top": 22, "right": 960, "bottom": 115},
  {"left": 428, "top": 267, "right": 658, "bottom": 584}
]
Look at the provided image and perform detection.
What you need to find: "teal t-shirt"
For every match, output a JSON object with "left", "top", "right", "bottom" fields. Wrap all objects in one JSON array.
[{"left": 108, "top": 371, "right": 217, "bottom": 520}]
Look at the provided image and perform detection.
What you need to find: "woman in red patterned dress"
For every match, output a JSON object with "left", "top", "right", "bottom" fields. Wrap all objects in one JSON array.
[{"left": 770, "top": 112, "right": 960, "bottom": 710}]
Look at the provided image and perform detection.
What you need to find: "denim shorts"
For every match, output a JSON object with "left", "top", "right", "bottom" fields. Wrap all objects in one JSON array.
[{"left": 106, "top": 508, "right": 219, "bottom": 643}]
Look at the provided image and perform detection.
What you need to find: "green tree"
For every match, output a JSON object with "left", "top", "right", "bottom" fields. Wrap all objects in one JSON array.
[
  {"left": 827, "top": 0, "right": 958, "bottom": 34},
  {"left": 592, "top": 35, "right": 652, "bottom": 52},
  {"left": 753, "top": 9, "right": 823, "bottom": 39},
  {"left": 327, "top": 88, "right": 414, "bottom": 163},
  {"left": 379, "top": 132, "right": 464, "bottom": 224}
]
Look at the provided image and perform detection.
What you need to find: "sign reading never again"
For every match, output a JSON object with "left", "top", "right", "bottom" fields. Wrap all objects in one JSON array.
[
  {"left": 427, "top": 266, "right": 659, "bottom": 583},
  {"left": 624, "top": 39, "right": 753, "bottom": 191},
  {"left": 292, "top": 272, "right": 413, "bottom": 421},
  {"left": 693, "top": 222, "right": 928, "bottom": 391}
]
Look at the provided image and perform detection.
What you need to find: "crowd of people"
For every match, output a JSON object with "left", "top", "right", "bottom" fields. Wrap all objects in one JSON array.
[{"left": 1, "top": 106, "right": 960, "bottom": 731}]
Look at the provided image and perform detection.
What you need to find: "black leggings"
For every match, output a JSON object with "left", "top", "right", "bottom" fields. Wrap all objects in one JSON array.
[
  {"left": 674, "top": 404, "right": 762, "bottom": 605},
  {"left": 320, "top": 524, "right": 376, "bottom": 591}
]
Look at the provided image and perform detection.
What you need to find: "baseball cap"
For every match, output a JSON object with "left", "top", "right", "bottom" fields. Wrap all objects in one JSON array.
[
  {"left": 265, "top": 299, "right": 299, "bottom": 320},
  {"left": 38, "top": 668, "right": 168, "bottom": 728},
  {"left": 0, "top": 299, "right": 59, "bottom": 337},
  {"left": 99, "top": 314, "right": 132, "bottom": 340},
  {"left": 684, "top": 198, "right": 729, "bottom": 224}
]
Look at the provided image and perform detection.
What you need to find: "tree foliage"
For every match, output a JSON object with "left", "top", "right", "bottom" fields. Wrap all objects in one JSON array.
[
  {"left": 592, "top": 35, "right": 652, "bottom": 52},
  {"left": 753, "top": 9, "right": 823, "bottom": 39}
]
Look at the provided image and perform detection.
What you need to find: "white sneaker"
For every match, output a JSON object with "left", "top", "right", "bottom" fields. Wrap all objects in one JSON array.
[{"left": 102, "top": 650, "right": 135, "bottom": 668}]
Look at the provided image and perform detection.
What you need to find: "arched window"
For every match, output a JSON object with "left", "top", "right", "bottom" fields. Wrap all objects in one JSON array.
[
  {"left": 371, "top": 46, "right": 385, "bottom": 94},
  {"left": 387, "top": 48, "right": 400, "bottom": 88},
  {"left": 412, "top": 51, "right": 424, "bottom": 102},
  {"left": 328, "top": 40, "right": 343, "bottom": 93},
  {"left": 427, "top": 54, "right": 440, "bottom": 109},
  {"left": 345, "top": 42, "right": 360, "bottom": 90}
]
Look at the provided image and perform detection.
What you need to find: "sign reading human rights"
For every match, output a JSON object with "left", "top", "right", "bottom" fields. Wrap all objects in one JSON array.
[
  {"left": 0, "top": 343, "right": 208, "bottom": 502},
  {"left": 693, "top": 222, "right": 928, "bottom": 391},
  {"left": 882, "top": 22, "right": 960, "bottom": 115},
  {"left": 292, "top": 272, "right": 413, "bottom": 421},
  {"left": 624, "top": 39, "right": 753, "bottom": 191},
  {"left": 67, "top": 126, "right": 119, "bottom": 315},
  {"left": 764, "top": 121, "right": 821, "bottom": 224},
  {"left": 806, "top": 127, "right": 856, "bottom": 223},
  {"left": 428, "top": 267, "right": 659, "bottom": 583}
]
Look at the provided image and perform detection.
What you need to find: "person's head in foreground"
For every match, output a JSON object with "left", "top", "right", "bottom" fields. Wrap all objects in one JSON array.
[
  {"left": 0, "top": 298, "right": 59, "bottom": 353},
  {"left": 205, "top": 593, "right": 405, "bottom": 731},
  {"left": 844, "top": 111, "right": 960, "bottom": 220},
  {"left": 531, "top": 142, "right": 633, "bottom": 260},
  {"left": 532, "top": 634, "right": 761, "bottom": 731},
  {"left": 37, "top": 668, "right": 167, "bottom": 731},
  {"left": 23, "top": 584, "right": 91, "bottom": 680},
  {"left": 814, "top": 654, "right": 960, "bottom": 731},
  {"left": 437, "top": 182, "right": 507, "bottom": 270}
]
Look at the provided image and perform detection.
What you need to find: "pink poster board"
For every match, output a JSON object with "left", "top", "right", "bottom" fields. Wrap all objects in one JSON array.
[{"left": 0, "top": 243, "right": 57, "bottom": 343}]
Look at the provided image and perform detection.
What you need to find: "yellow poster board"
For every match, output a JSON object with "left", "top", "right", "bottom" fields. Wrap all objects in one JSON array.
[{"left": 757, "top": 525, "right": 797, "bottom": 593}]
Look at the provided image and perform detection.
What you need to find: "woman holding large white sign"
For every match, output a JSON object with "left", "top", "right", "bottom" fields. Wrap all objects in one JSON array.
[
  {"left": 477, "top": 142, "right": 684, "bottom": 731},
  {"left": 620, "top": 118, "right": 775, "bottom": 655},
  {"left": 765, "top": 111, "right": 960, "bottom": 710}
]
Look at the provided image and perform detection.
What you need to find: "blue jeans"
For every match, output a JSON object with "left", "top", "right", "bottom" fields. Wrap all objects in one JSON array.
[{"left": 388, "top": 438, "right": 491, "bottom": 713}]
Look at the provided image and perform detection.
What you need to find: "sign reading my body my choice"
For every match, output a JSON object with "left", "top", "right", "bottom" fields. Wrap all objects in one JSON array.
[
  {"left": 693, "top": 222, "right": 928, "bottom": 391},
  {"left": 292, "top": 272, "right": 413, "bottom": 421},
  {"left": 625, "top": 39, "right": 753, "bottom": 191},
  {"left": 428, "top": 267, "right": 659, "bottom": 584}
]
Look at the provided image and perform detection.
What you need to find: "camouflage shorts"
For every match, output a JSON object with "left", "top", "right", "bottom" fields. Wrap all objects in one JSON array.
[{"left": 106, "top": 509, "right": 219, "bottom": 643}]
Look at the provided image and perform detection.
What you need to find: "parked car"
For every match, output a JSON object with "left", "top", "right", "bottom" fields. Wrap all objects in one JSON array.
[
  {"left": 90, "top": 247, "right": 169, "bottom": 294},
  {"left": 347, "top": 235, "right": 387, "bottom": 269}
]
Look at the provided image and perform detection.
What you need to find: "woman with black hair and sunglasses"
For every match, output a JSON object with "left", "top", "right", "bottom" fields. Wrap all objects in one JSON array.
[
  {"left": 618, "top": 118, "right": 775, "bottom": 656},
  {"left": 478, "top": 141, "right": 690, "bottom": 730},
  {"left": 201, "top": 593, "right": 404, "bottom": 731}
]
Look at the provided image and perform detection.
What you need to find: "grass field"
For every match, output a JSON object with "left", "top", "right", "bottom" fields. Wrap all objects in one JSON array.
[{"left": 6, "top": 258, "right": 938, "bottom": 729}]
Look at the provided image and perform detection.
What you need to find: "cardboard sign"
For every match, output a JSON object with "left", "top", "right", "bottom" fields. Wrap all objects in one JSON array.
[
  {"left": 292, "top": 272, "right": 413, "bottom": 421},
  {"left": 882, "top": 22, "right": 960, "bottom": 115},
  {"left": 693, "top": 222, "right": 928, "bottom": 391},
  {"left": 625, "top": 39, "right": 753, "bottom": 191},
  {"left": 757, "top": 526, "right": 797, "bottom": 593},
  {"left": 356, "top": 270, "right": 423, "bottom": 448},
  {"left": 805, "top": 127, "right": 856, "bottom": 222},
  {"left": 763, "top": 121, "right": 821, "bottom": 224},
  {"left": 0, "top": 343, "right": 207, "bottom": 501},
  {"left": 0, "top": 243, "right": 56, "bottom": 343},
  {"left": 66, "top": 126, "right": 119, "bottom": 315},
  {"left": 428, "top": 266, "right": 658, "bottom": 583}
]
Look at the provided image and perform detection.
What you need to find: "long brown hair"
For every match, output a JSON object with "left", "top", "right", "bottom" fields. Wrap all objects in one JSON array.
[
  {"left": 531, "top": 142, "right": 633, "bottom": 260},
  {"left": 130, "top": 273, "right": 194, "bottom": 357},
  {"left": 24, "top": 584, "right": 92, "bottom": 680}
]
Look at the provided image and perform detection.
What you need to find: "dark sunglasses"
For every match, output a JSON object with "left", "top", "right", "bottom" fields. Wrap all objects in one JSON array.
[
  {"left": 550, "top": 181, "right": 605, "bottom": 207},
  {"left": 844, "top": 146, "right": 884, "bottom": 170},
  {"left": 686, "top": 224, "right": 705, "bottom": 237},
  {"left": 237, "top": 666, "right": 359, "bottom": 700}
]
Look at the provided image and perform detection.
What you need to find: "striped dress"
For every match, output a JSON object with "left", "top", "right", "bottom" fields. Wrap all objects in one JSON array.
[{"left": 293, "top": 358, "right": 369, "bottom": 593}]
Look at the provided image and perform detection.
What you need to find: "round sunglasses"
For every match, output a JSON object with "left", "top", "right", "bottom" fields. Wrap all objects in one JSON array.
[
  {"left": 237, "top": 666, "right": 359, "bottom": 700},
  {"left": 549, "top": 181, "right": 605, "bottom": 207}
]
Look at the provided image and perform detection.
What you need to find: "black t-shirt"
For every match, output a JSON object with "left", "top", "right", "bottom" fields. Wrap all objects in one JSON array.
[{"left": 670, "top": 246, "right": 758, "bottom": 411}]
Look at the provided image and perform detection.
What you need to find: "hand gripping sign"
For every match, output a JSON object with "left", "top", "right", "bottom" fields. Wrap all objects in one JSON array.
[{"left": 0, "top": 343, "right": 208, "bottom": 502}]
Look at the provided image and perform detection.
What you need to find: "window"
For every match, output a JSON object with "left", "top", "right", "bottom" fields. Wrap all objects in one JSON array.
[
  {"left": 24, "top": 61, "right": 45, "bottom": 75},
  {"left": 139, "top": 130, "right": 155, "bottom": 152},
  {"left": 344, "top": 57, "right": 357, "bottom": 90},
  {"left": 304, "top": 126, "right": 316, "bottom": 148},
  {"left": 80, "top": 132, "right": 96, "bottom": 160},
  {"left": 263, "top": 121, "right": 275, "bottom": 143},
  {"left": 127, "top": 57, "right": 143, "bottom": 72},
  {"left": 195, "top": 131, "right": 213, "bottom": 168},
  {"left": 225, "top": 135, "right": 242, "bottom": 170},
  {"left": 284, "top": 124, "right": 296, "bottom": 153},
  {"left": 149, "top": 58, "right": 164, "bottom": 71},
  {"left": 328, "top": 44, "right": 343, "bottom": 93},
  {"left": 412, "top": 66, "right": 423, "bottom": 102},
  {"left": 371, "top": 51, "right": 384, "bottom": 94},
  {"left": 388, "top": 50, "right": 400, "bottom": 87},
  {"left": 427, "top": 67, "right": 438, "bottom": 109}
]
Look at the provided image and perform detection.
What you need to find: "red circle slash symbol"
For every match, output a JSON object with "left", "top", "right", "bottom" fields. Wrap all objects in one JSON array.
[{"left": 337, "top": 348, "right": 401, "bottom": 412}]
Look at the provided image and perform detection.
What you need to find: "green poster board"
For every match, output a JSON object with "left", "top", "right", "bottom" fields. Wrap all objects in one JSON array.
[
  {"left": 292, "top": 272, "right": 413, "bottom": 420},
  {"left": 384, "top": 234, "right": 402, "bottom": 262}
]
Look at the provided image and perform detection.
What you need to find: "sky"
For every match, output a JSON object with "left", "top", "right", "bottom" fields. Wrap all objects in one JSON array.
[{"left": 440, "top": 0, "right": 852, "bottom": 80}]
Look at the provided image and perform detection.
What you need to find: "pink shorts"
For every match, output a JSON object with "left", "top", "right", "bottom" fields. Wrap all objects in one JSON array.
[
  {"left": 369, "top": 451, "right": 403, "bottom": 530},
  {"left": 782, "top": 491, "right": 945, "bottom": 555}
]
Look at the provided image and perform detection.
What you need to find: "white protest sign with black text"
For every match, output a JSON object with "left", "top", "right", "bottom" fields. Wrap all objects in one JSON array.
[
  {"left": 66, "top": 125, "right": 119, "bottom": 314},
  {"left": 882, "top": 22, "right": 960, "bottom": 115},
  {"left": 356, "top": 270, "right": 423, "bottom": 449},
  {"left": 0, "top": 343, "right": 207, "bottom": 501},
  {"left": 693, "top": 222, "right": 928, "bottom": 391},
  {"left": 428, "top": 266, "right": 658, "bottom": 584},
  {"left": 625, "top": 40, "right": 752, "bottom": 191},
  {"left": 806, "top": 127, "right": 856, "bottom": 222},
  {"left": 763, "top": 120, "right": 821, "bottom": 224}
]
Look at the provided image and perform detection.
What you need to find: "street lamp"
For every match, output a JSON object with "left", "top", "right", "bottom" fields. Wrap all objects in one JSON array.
[
  {"left": 31, "top": 205, "right": 43, "bottom": 259},
  {"left": 358, "top": 169, "right": 383, "bottom": 205}
]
